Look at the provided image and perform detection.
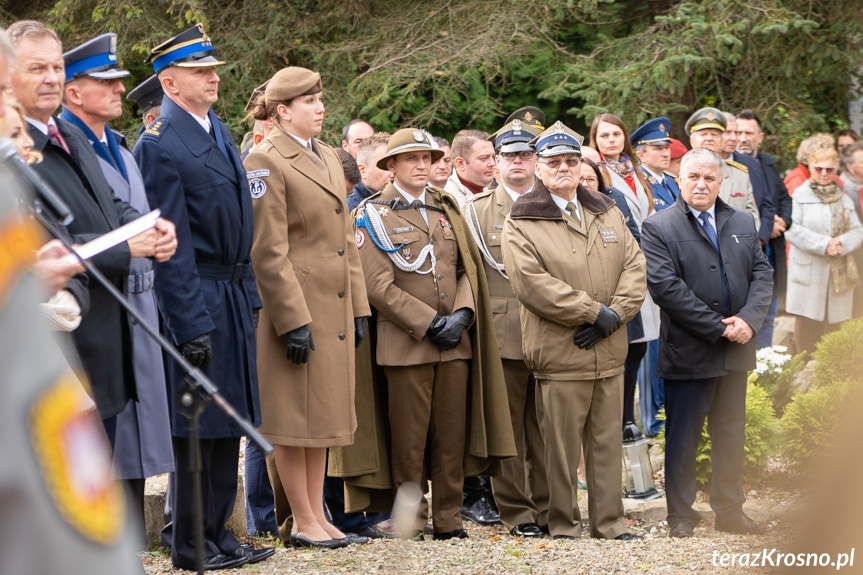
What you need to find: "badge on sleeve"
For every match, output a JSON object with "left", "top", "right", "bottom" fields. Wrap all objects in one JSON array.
[
  {"left": 30, "top": 375, "right": 126, "bottom": 545},
  {"left": 249, "top": 178, "right": 266, "bottom": 198},
  {"left": 355, "top": 229, "right": 365, "bottom": 249}
]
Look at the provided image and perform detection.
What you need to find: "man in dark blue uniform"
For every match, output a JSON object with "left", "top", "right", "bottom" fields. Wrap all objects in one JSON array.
[
  {"left": 630, "top": 117, "right": 680, "bottom": 436},
  {"left": 134, "top": 24, "right": 272, "bottom": 571}
]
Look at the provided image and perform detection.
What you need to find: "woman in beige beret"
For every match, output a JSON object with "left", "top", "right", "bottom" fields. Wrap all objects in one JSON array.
[{"left": 244, "top": 67, "right": 371, "bottom": 549}]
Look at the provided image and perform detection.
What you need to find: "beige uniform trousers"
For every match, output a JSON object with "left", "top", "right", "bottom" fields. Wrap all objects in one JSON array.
[
  {"left": 491, "top": 358, "right": 549, "bottom": 529},
  {"left": 385, "top": 360, "right": 469, "bottom": 533},
  {"left": 536, "top": 374, "right": 628, "bottom": 539}
]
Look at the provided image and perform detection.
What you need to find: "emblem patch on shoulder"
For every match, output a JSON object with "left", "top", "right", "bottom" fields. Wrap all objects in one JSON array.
[
  {"left": 30, "top": 376, "right": 125, "bottom": 544},
  {"left": 249, "top": 178, "right": 267, "bottom": 198},
  {"left": 355, "top": 229, "right": 366, "bottom": 249}
]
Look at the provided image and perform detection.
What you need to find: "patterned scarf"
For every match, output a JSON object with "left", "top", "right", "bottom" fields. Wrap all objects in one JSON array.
[
  {"left": 603, "top": 153, "right": 637, "bottom": 196},
  {"left": 811, "top": 181, "right": 858, "bottom": 294}
]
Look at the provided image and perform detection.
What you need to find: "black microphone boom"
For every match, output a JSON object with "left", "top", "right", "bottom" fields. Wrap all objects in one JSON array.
[{"left": 0, "top": 138, "right": 74, "bottom": 226}]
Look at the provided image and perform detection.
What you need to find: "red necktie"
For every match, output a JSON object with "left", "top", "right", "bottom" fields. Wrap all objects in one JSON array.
[{"left": 47, "top": 124, "right": 71, "bottom": 154}]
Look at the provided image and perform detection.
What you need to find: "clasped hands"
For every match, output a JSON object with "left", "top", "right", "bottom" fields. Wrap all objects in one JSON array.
[
  {"left": 573, "top": 304, "right": 621, "bottom": 349},
  {"left": 721, "top": 316, "right": 753, "bottom": 344},
  {"left": 427, "top": 308, "right": 473, "bottom": 351},
  {"left": 128, "top": 217, "right": 177, "bottom": 262}
]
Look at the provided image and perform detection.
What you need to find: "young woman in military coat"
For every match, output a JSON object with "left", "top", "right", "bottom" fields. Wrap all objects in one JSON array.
[{"left": 244, "top": 67, "right": 370, "bottom": 548}]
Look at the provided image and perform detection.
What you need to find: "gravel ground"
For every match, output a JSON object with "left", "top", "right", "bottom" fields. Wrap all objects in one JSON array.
[{"left": 141, "top": 515, "right": 790, "bottom": 574}]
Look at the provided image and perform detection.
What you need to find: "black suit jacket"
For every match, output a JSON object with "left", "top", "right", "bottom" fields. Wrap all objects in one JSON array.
[
  {"left": 756, "top": 151, "right": 792, "bottom": 304},
  {"left": 732, "top": 153, "right": 775, "bottom": 246},
  {"left": 641, "top": 194, "right": 773, "bottom": 380},
  {"left": 28, "top": 117, "right": 140, "bottom": 418}
]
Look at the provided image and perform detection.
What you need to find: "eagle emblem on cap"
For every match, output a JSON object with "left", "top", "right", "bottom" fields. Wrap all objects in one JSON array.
[
  {"left": 413, "top": 131, "right": 424, "bottom": 142},
  {"left": 524, "top": 111, "right": 533, "bottom": 123},
  {"left": 706, "top": 111, "right": 715, "bottom": 121},
  {"left": 512, "top": 119, "right": 522, "bottom": 134},
  {"left": 554, "top": 120, "right": 564, "bottom": 133},
  {"left": 659, "top": 123, "right": 666, "bottom": 132},
  {"left": 110, "top": 35, "right": 117, "bottom": 54}
]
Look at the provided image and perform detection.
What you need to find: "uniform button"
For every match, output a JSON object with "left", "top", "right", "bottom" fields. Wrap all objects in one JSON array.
[
  {"left": 335, "top": 206, "right": 342, "bottom": 214},
  {"left": 710, "top": 265, "right": 717, "bottom": 271},
  {"left": 491, "top": 235, "right": 497, "bottom": 240},
  {"left": 338, "top": 333, "right": 345, "bottom": 340},
  {"left": 338, "top": 291, "right": 345, "bottom": 298},
  {"left": 440, "top": 293, "right": 446, "bottom": 299},
  {"left": 429, "top": 238, "right": 435, "bottom": 244},
  {"left": 594, "top": 291, "right": 598, "bottom": 296},
  {"left": 338, "top": 248, "right": 344, "bottom": 256},
  {"left": 712, "top": 300, "right": 719, "bottom": 306},
  {"left": 437, "top": 274, "right": 443, "bottom": 280},
  {"left": 408, "top": 329, "right": 415, "bottom": 335}
]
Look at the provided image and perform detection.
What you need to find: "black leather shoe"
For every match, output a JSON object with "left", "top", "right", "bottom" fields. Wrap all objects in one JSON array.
[
  {"left": 614, "top": 533, "right": 644, "bottom": 541},
  {"left": 552, "top": 534, "right": 579, "bottom": 541},
  {"left": 230, "top": 544, "right": 275, "bottom": 564},
  {"left": 433, "top": 529, "right": 469, "bottom": 541},
  {"left": 289, "top": 531, "right": 350, "bottom": 549},
  {"left": 174, "top": 553, "right": 247, "bottom": 571},
  {"left": 461, "top": 496, "right": 502, "bottom": 526},
  {"left": 355, "top": 525, "right": 395, "bottom": 539},
  {"left": 510, "top": 523, "right": 543, "bottom": 538},
  {"left": 715, "top": 513, "right": 766, "bottom": 535},
  {"left": 669, "top": 523, "right": 694, "bottom": 538},
  {"left": 343, "top": 533, "right": 371, "bottom": 545}
]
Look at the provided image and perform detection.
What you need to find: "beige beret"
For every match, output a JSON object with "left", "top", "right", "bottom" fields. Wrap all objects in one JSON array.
[{"left": 264, "top": 67, "right": 322, "bottom": 102}]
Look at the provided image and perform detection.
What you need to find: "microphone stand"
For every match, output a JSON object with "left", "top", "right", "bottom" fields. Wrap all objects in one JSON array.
[{"left": 29, "top": 200, "right": 273, "bottom": 575}]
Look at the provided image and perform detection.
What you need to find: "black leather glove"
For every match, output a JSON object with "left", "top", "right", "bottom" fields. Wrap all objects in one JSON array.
[
  {"left": 253, "top": 308, "right": 260, "bottom": 329},
  {"left": 427, "top": 314, "right": 446, "bottom": 339},
  {"left": 574, "top": 325, "right": 602, "bottom": 349},
  {"left": 355, "top": 316, "right": 369, "bottom": 348},
  {"left": 427, "top": 308, "right": 473, "bottom": 351},
  {"left": 593, "top": 304, "right": 622, "bottom": 338},
  {"left": 181, "top": 334, "right": 212, "bottom": 368},
  {"left": 285, "top": 325, "right": 315, "bottom": 364}
]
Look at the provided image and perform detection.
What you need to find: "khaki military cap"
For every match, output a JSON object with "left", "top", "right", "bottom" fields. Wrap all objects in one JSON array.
[
  {"left": 376, "top": 128, "right": 444, "bottom": 169},
  {"left": 684, "top": 107, "right": 727, "bottom": 134},
  {"left": 265, "top": 67, "right": 322, "bottom": 102}
]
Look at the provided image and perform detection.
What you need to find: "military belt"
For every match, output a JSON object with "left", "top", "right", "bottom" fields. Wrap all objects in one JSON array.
[{"left": 196, "top": 261, "right": 250, "bottom": 283}]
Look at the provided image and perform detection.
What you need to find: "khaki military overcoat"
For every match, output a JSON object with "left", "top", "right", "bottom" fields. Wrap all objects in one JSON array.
[
  {"left": 245, "top": 127, "right": 370, "bottom": 447},
  {"left": 502, "top": 182, "right": 646, "bottom": 380}
]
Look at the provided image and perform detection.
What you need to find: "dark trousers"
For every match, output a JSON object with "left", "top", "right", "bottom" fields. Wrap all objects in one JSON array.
[
  {"left": 664, "top": 372, "right": 747, "bottom": 529},
  {"left": 323, "top": 460, "right": 391, "bottom": 532},
  {"left": 623, "top": 342, "right": 647, "bottom": 427},
  {"left": 169, "top": 436, "right": 241, "bottom": 567},
  {"left": 244, "top": 440, "right": 278, "bottom": 536}
]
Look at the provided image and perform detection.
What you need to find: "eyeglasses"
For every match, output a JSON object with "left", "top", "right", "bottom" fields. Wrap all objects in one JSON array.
[
  {"left": 539, "top": 158, "right": 580, "bottom": 169},
  {"left": 812, "top": 167, "right": 837, "bottom": 174},
  {"left": 579, "top": 176, "right": 598, "bottom": 185},
  {"left": 498, "top": 151, "right": 535, "bottom": 160}
]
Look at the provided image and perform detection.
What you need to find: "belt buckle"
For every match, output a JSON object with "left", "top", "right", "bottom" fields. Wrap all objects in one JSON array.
[{"left": 231, "top": 263, "right": 242, "bottom": 282}]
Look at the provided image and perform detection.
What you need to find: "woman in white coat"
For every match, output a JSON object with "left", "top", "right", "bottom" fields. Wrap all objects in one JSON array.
[{"left": 786, "top": 147, "right": 863, "bottom": 353}]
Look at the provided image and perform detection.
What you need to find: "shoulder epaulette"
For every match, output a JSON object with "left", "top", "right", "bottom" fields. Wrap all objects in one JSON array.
[
  {"left": 664, "top": 170, "right": 679, "bottom": 183},
  {"left": 142, "top": 118, "right": 166, "bottom": 138},
  {"left": 725, "top": 159, "right": 748, "bottom": 173}
]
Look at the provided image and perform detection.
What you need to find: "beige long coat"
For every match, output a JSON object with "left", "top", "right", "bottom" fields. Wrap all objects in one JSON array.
[
  {"left": 502, "top": 183, "right": 646, "bottom": 381},
  {"left": 245, "top": 127, "right": 370, "bottom": 447}
]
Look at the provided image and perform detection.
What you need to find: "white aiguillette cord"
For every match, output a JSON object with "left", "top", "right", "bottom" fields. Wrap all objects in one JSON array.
[
  {"left": 465, "top": 198, "right": 508, "bottom": 280},
  {"left": 362, "top": 202, "right": 437, "bottom": 274}
]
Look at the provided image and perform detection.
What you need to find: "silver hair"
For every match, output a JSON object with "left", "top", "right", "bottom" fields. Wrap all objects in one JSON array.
[
  {"left": 723, "top": 111, "right": 736, "bottom": 123},
  {"left": 680, "top": 147, "right": 724, "bottom": 175},
  {"left": 0, "top": 29, "right": 16, "bottom": 65}
]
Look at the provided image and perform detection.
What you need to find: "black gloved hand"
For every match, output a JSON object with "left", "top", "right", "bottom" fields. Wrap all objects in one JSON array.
[
  {"left": 285, "top": 325, "right": 315, "bottom": 364},
  {"left": 355, "top": 316, "right": 369, "bottom": 348},
  {"left": 427, "top": 308, "right": 474, "bottom": 351},
  {"left": 593, "top": 304, "right": 622, "bottom": 338},
  {"left": 181, "top": 334, "right": 212, "bottom": 368},
  {"left": 253, "top": 308, "right": 260, "bottom": 329},
  {"left": 573, "top": 325, "right": 602, "bottom": 349},
  {"left": 426, "top": 314, "right": 446, "bottom": 339}
]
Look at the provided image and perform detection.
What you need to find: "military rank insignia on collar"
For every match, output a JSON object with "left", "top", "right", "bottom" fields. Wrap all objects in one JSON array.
[{"left": 144, "top": 120, "right": 162, "bottom": 136}]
